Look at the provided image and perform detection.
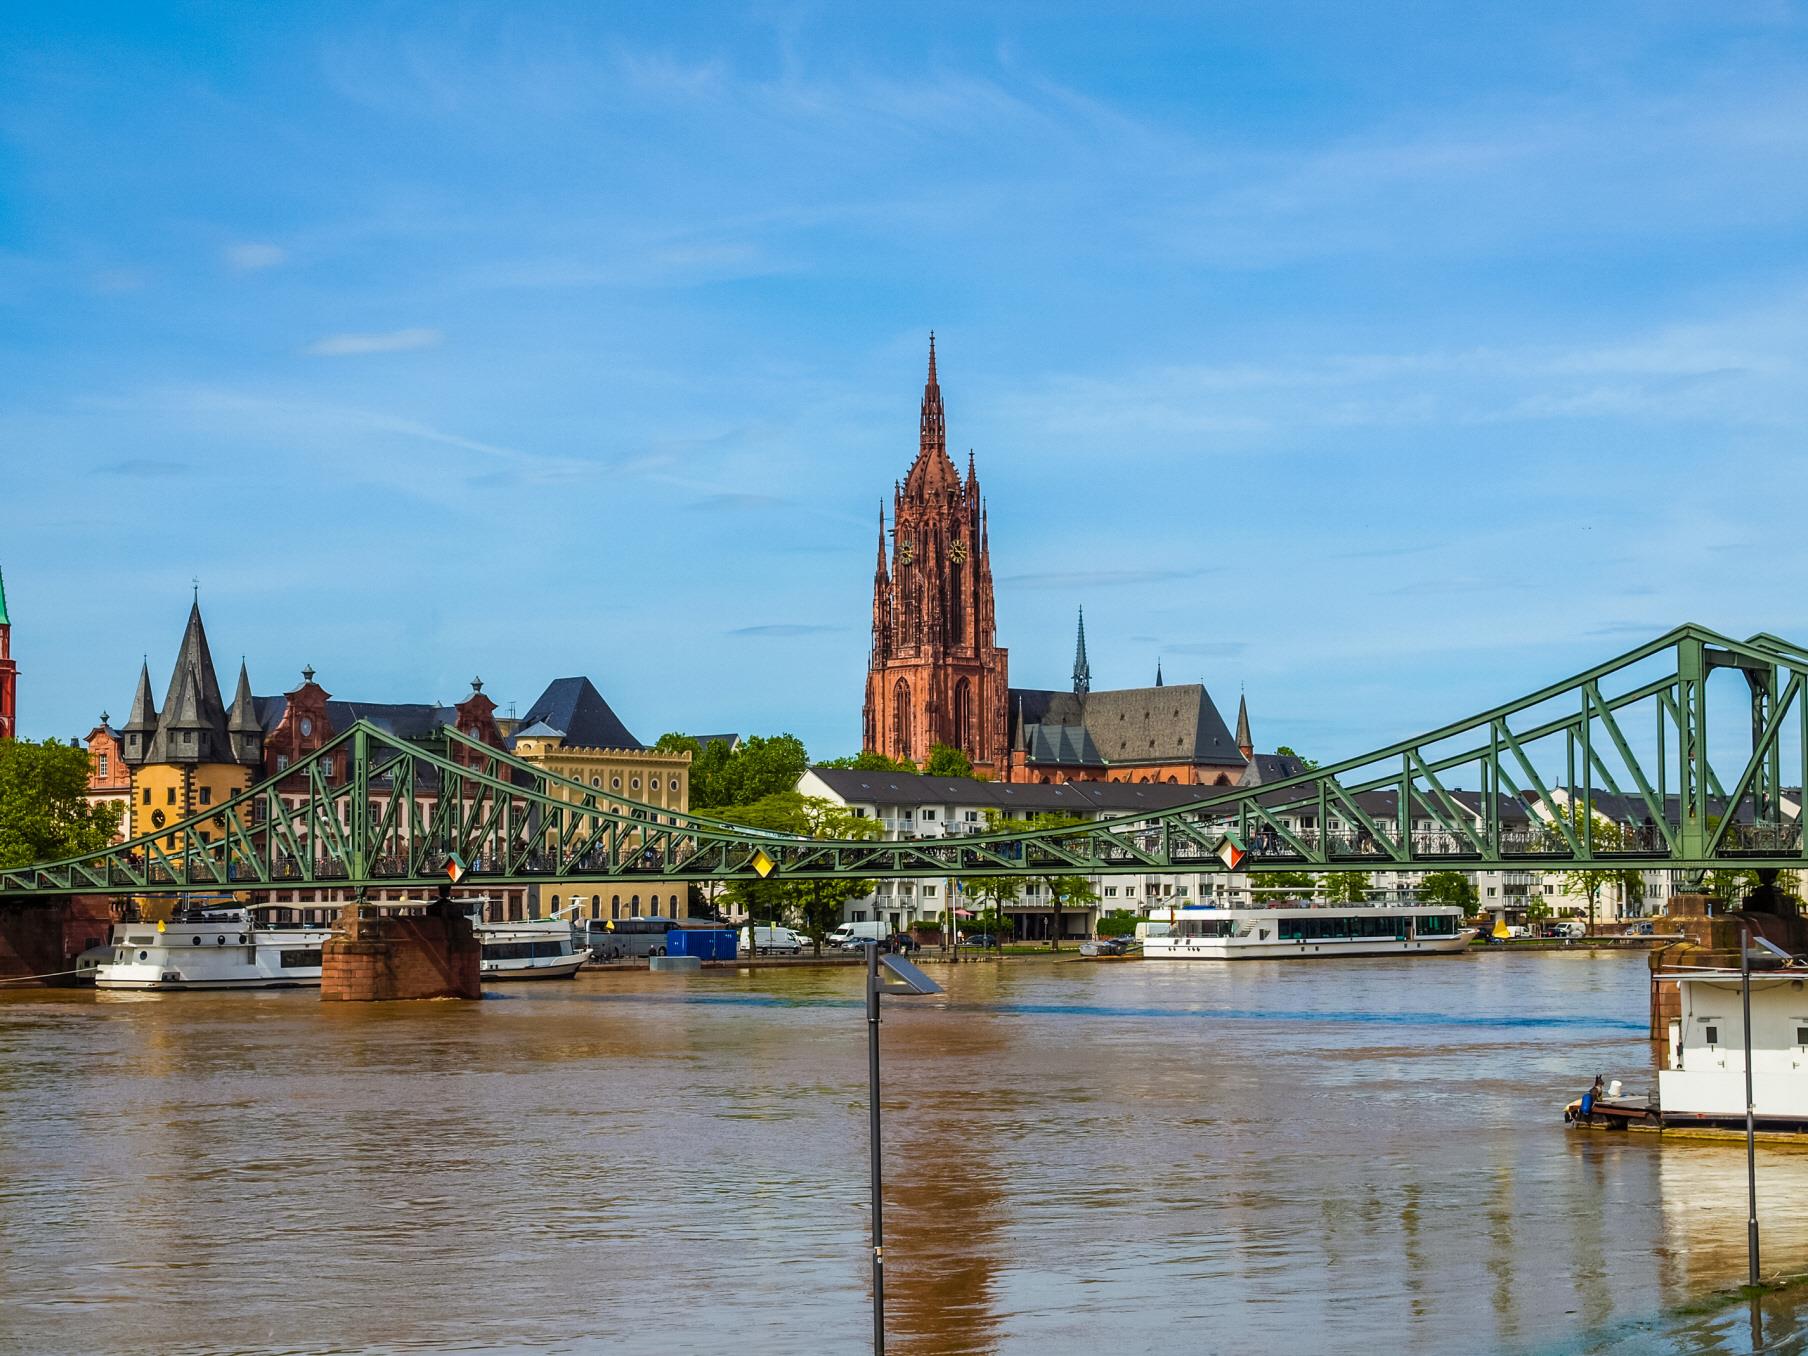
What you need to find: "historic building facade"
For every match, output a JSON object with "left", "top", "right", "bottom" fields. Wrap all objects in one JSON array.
[
  {"left": 80, "top": 715, "right": 132, "bottom": 838},
  {"left": 0, "top": 566, "right": 16, "bottom": 740},
  {"left": 863, "top": 337, "right": 1011, "bottom": 774},
  {"left": 860, "top": 341, "right": 1255, "bottom": 787}
]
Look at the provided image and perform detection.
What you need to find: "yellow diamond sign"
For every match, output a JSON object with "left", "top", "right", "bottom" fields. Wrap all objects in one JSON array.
[{"left": 752, "top": 849, "right": 776, "bottom": 878}]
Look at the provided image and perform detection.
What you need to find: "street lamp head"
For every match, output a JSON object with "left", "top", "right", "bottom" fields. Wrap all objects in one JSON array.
[{"left": 876, "top": 950, "right": 943, "bottom": 996}]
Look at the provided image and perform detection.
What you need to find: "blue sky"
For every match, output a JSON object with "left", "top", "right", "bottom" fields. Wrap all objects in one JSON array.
[{"left": 3, "top": 3, "right": 1807, "bottom": 763}]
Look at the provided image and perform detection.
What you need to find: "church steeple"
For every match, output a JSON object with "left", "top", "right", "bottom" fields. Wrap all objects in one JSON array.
[
  {"left": 1155, "top": 657, "right": 1164, "bottom": 687},
  {"left": 1236, "top": 691, "right": 1253, "bottom": 760},
  {"left": 1072, "top": 606, "right": 1091, "bottom": 696},
  {"left": 921, "top": 332, "right": 943, "bottom": 454}
]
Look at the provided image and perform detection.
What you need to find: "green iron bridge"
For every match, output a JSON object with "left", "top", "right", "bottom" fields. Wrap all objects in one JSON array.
[{"left": 3, "top": 624, "right": 1804, "bottom": 899}]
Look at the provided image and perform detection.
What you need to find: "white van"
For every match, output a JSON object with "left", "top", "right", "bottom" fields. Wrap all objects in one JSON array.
[
  {"left": 739, "top": 925, "right": 806, "bottom": 956},
  {"left": 825, "top": 920, "right": 888, "bottom": 949}
]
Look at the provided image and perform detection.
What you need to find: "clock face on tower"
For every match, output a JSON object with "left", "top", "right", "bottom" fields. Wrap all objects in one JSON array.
[
  {"left": 951, "top": 541, "right": 968, "bottom": 563},
  {"left": 900, "top": 541, "right": 915, "bottom": 565},
  {"left": 151, "top": 809, "right": 166, "bottom": 829}
]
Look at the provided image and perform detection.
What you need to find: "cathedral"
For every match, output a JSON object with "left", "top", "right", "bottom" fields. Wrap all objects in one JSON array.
[{"left": 863, "top": 339, "right": 1275, "bottom": 787}]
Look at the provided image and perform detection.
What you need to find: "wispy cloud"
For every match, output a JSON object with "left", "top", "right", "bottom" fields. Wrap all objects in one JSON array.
[
  {"left": 304, "top": 327, "right": 443, "bottom": 357},
  {"left": 225, "top": 242, "right": 287, "bottom": 272}
]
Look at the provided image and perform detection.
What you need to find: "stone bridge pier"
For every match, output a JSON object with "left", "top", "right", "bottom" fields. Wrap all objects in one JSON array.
[{"left": 321, "top": 893, "right": 481, "bottom": 1002}]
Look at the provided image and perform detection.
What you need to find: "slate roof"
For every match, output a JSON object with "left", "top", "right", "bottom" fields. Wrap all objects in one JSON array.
[
  {"left": 805, "top": 767, "right": 1232, "bottom": 815},
  {"left": 512, "top": 720, "right": 566, "bottom": 740},
  {"left": 1238, "top": 753, "right": 1308, "bottom": 786},
  {"left": 251, "top": 694, "right": 459, "bottom": 742},
  {"left": 515, "top": 677, "right": 642, "bottom": 750},
  {"left": 1009, "top": 682, "right": 1245, "bottom": 769},
  {"left": 144, "top": 601, "right": 234, "bottom": 764}
]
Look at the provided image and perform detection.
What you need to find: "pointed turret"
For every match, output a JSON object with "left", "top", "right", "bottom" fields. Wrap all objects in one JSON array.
[
  {"left": 1072, "top": 606, "right": 1092, "bottom": 696},
  {"left": 0, "top": 564, "right": 9, "bottom": 626},
  {"left": 145, "top": 598, "right": 233, "bottom": 763},
  {"left": 905, "top": 332, "right": 958, "bottom": 495},
  {"left": 1235, "top": 692, "right": 1253, "bottom": 760},
  {"left": 228, "top": 660, "right": 264, "bottom": 766},
  {"left": 1156, "top": 658, "right": 1164, "bottom": 688},
  {"left": 122, "top": 660, "right": 158, "bottom": 765},
  {"left": 875, "top": 504, "right": 889, "bottom": 580}
]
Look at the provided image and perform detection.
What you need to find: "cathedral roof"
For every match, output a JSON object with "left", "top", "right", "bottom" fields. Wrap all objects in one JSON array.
[{"left": 1009, "top": 682, "right": 1246, "bottom": 769}]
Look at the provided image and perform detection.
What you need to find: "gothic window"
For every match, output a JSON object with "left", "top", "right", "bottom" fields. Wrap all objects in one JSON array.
[
  {"left": 892, "top": 679, "right": 912, "bottom": 758},
  {"left": 953, "top": 677, "right": 973, "bottom": 754}
]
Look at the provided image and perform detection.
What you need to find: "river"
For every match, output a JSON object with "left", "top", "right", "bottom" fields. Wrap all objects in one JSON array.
[{"left": 3, "top": 950, "right": 1807, "bottom": 1354}]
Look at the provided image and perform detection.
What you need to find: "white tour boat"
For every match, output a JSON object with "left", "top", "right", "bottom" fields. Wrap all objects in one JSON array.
[
  {"left": 90, "top": 902, "right": 589, "bottom": 990},
  {"left": 1141, "top": 904, "right": 1472, "bottom": 960},
  {"left": 92, "top": 910, "right": 333, "bottom": 990},
  {"left": 478, "top": 917, "right": 590, "bottom": 981}
]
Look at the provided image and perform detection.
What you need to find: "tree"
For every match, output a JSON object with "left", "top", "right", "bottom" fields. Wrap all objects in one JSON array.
[
  {"left": 1253, "top": 869, "right": 1316, "bottom": 902},
  {"left": 0, "top": 739, "right": 119, "bottom": 870},
  {"left": 922, "top": 743, "right": 975, "bottom": 779},
  {"left": 1096, "top": 909, "right": 1140, "bottom": 938},
  {"left": 1275, "top": 745, "right": 1321, "bottom": 771},
  {"left": 817, "top": 750, "right": 916, "bottom": 772},
  {"left": 1317, "top": 871, "right": 1371, "bottom": 904},
  {"left": 952, "top": 871, "right": 1023, "bottom": 956},
  {"left": 712, "top": 793, "right": 879, "bottom": 955},
  {"left": 1417, "top": 871, "right": 1478, "bottom": 910},
  {"left": 1545, "top": 805, "right": 1644, "bottom": 933},
  {"left": 1524, "top": 897, "right": 1553, "bottom": 924},
  {"left": 658, "top": 732, "right": 811, "bottom": 810},
  {"left": 1024, "top": 812, "right": 1100, "bottom": 951}
]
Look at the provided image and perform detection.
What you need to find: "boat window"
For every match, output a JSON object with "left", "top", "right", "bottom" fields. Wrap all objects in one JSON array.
[
  {"left": 1705, "top": 1025, "right": 1719, "bottom": 1045},
  {"left": 138, "top": 951, "right": 148, "bottom": 960},
  {"left": 280, "top": 949, "right": 323, "bottom": 968},
  {"left": 1799, "top": 1027, "right": 1808, "bottom": 1046},
  {"left": 192, "top": 937, "right": 202, "bottom": 946},
  {"left": 127, "top": 934, "right": 154, "bottom": 945}
]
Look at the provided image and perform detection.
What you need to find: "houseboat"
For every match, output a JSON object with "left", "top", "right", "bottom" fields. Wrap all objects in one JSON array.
[
  {"left": 478, "top": 917, "right": 590, "bottom": 981},
  {"left": 1567, "top": 961, "right": 1808, "bottom": 1136},
  {"left": 1140, "top": 904, "right": 1472, "bottom": 960}
]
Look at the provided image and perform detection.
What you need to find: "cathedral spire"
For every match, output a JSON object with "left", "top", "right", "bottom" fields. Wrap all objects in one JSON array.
[
  {"left": 1236, "top": 691, "right": 1253, "bottom": 760},
  {"left": 918, "top": 332, "right": 946, "bottom": 459},
  {"left": 1072, "top": 606, "right": 1091, "bottom": 696},
  {"left": 875, "top": 503, "right": 889, "bottom": 580},
  {"left": 1156, "top": 657, "right": 1164, "bottom": 687}
]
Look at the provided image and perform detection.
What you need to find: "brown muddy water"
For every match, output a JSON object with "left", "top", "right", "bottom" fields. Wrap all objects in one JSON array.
[{"left": 3, "top": 951, "right": 1807, "bottom": 1355}]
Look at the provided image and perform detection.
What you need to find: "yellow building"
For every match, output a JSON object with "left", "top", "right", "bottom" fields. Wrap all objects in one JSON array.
[
  {"left": 508, "top": 676, "right": 695, "bottom": 923},
  {"left": 119, "top": 600, "right": 264, "bottom": 918}
]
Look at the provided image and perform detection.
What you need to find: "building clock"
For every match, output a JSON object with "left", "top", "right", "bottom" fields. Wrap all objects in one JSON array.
[
  {"left": 151, "top": 809, "right": 167, "bottom": 829},
  {"left": 899, "top": 540, "right": 915, "bottom": 565},
  {"left": 950, "top": 541, "right": 968, "bottom": 563}
]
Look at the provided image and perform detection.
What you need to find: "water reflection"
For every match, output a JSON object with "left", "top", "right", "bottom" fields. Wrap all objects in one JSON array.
[{"left": 1, "top": 954, "right": 1806, "bottom": 1353}]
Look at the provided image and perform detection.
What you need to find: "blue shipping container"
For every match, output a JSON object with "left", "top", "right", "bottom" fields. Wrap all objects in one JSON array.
[{"left": 664, "top": 929, "right": 738, "bottom": 961}]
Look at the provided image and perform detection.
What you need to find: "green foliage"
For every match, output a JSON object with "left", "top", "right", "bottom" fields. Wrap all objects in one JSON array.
[
  {"left": 817, "top": 750, "right": 916, "bottom": 772},
  {"left": 1417, "top": 871, "right": 1478, "bottom": 909},
  {"left": 1524, "top": 897, "right": 1552, "bottom": 922},
  {"left": 1096, "top": 909, "right": 1140, "bottom": 938},
  {"left": 1545, "top": 805, "right": 1644, "bottom": 928},
  {"left": 1253, "top": 869, "right": 1316, "bottom": 900},
  {"left": 922, "top": 743, "right": 976, "bottom": 779},
  {"left": 0, "top": 739, "right": 119, "bottom": 869},
  {"left": 1702, "top": 867, "right": 1801, "bottom": 905},
  {"left": 658, "top": 732, "right": 809, "bottom": 809},
  {"left": 1317, "top": 871, "right": 1372, "bottom": 904},
  {"left": 1275, "top": 745, "right": 1321, "bottom": 771},
  {"left": 711, "top": 793, "right": 879, "bottom": 952}
]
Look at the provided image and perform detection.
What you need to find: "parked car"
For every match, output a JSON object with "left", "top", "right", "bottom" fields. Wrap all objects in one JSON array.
[{"left": 960, "top": 933, "right": 997, "bottom": 948}]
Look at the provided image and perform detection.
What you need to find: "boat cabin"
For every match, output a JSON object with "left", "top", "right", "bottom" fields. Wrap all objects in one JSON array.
[{"left": 1658, "top": 968, "right": 1808, "bottom": 1125}]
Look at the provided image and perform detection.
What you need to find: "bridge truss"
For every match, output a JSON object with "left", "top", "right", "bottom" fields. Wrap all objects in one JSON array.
[{"left": 2, "top": 624, "right": 1804, "bottom": 898}]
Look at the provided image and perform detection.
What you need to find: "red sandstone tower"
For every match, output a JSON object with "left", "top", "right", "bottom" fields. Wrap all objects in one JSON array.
[
  {"left": 863, "top": 337, "right": 1009, "bottom": 773},
  {"left": 0, "top": 566, "right": 16, "bottom": 740}
]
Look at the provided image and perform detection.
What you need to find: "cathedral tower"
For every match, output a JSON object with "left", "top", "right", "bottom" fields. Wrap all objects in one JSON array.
[
  {"left": 0, "top": 566, "right": 16, "bottom": 740},
  {"left": 863, "top": 336, "right": 1009, "bottom": 772}
]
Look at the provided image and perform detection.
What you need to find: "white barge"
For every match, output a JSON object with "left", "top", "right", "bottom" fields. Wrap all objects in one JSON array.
[
  {"left": 1569, "top": 960, "right": 1808, "bottom": 1136},
  {"left": 1141, "top": 904, "right": 1471, "bottom": 960}
]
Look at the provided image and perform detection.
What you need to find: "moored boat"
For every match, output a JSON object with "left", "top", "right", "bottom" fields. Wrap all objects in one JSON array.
[
  {"left": 1566, "top": 959, "right": 1808, "bottom": 1138},
  {"left": 1141, "top": 904, "right": 1471, "bottom": 960}
]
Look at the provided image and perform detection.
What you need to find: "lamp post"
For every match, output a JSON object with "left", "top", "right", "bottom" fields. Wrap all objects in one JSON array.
[
  {"left": 1740, "top": 917, "right": 1759, "bottom": 1288},
  {"left": 864, "top": 941, "right": 943, "bottom": 1355}
]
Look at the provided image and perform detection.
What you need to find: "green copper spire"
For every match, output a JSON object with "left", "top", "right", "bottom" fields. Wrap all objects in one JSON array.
[{"left": 0, "top": 565, "right": 9, "bottom": 625}]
